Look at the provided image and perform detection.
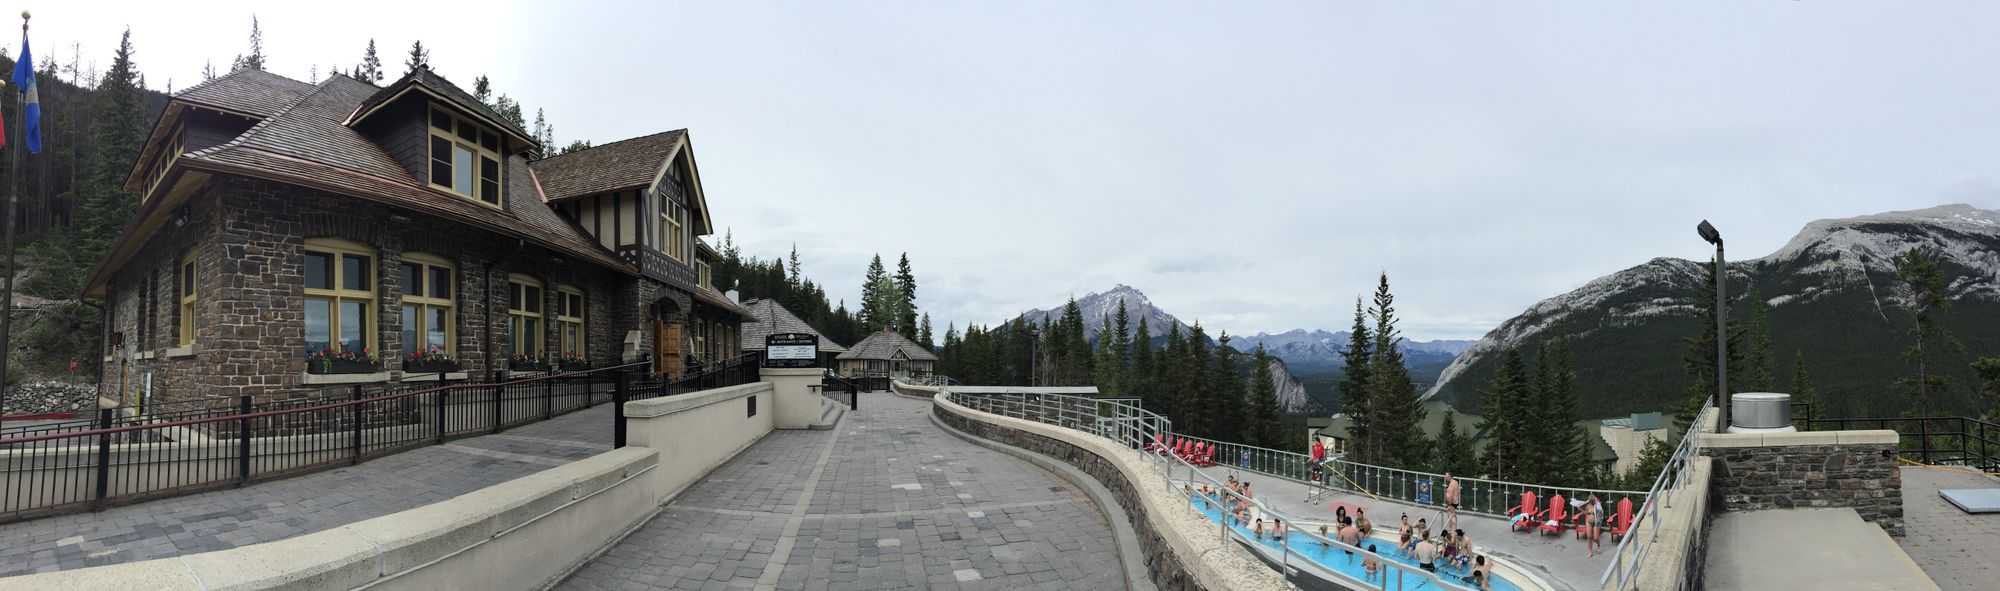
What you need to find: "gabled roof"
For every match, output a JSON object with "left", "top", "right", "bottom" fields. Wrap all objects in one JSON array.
[
  {"left": 836, "top": 329, "right": 938, "bottom": 361},
  {"left": 84, "top": 74, "right": 632, "bottom": 296},
  {"left": 739, "top": 298, "right": 848, "bottom": 353},
  {"left": 528, "top": 130, "right": 685, "bottom": 201},
  {"left": 173, "top": 69, "right": 317, "bottom": 118},
  {"left": 692, "top": 284, "right": 754, "bottom": 318},
  {"left": 347, "top": 67, "right": 537, "bottom": 146}
]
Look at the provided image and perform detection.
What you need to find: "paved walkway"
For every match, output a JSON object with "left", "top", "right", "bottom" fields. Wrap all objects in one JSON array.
[
  {"left": 557, "top": 392, "right": 1122, "bottom": 591},
  {"left": 1898, "top": 465, "right": 2000, "bottom": 591},
  {"left": 1194, "top": 465, "right": 1597, "bottom": 591},
  {"left": 0, "top": 403, "right": 615, "bottom": 577}
]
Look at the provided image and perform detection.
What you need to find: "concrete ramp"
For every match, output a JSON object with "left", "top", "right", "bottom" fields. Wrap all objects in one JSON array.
[{"left": 1707, "top": 508, "right": 1939, "bottom": 591}]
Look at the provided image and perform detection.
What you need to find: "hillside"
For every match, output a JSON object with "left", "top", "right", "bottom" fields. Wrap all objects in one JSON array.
[
  {"left": 1426, "top": 204, "right": 2000, "bottom": 419},
  {"left": 1020, "top": 284, "right": 1194, "bottom": 342}
]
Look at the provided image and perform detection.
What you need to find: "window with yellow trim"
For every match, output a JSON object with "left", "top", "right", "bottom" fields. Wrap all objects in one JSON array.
[
  {"left": 697, "top": 260, "right": 712, "bottom": 290},
  {"left": 400, "top": 254, "right": 455, "bottom": 362},
  {"left": 659, "top": 196, "right": 687, "bottom": 263},
  {"left": 427, "top": 104, "right": 503, "bottom": 207},
  {"left": 507, "top": 274, "right": 544, "bottom": 359},
  {"left": 177, "top": 251, "right": 197, "bottom": 346},
  {"left": 303, "top": 239, "right": 377, "bottom": 360},
  {"left": 555, "top": 286, "right": 586, "bottom": 361}
]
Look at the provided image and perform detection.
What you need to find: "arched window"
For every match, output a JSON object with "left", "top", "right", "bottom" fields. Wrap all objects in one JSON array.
[
  {"left": 507, "top": 274, "right": 544, "bottom": 359},
  {"left": 400, "top": 253, "right": 455, "bottom": 359},
  {"left": 304, "top": 238, "right": 376, "bottom": 359},
  {"left": 555, "top": 286, "right": 586, "bottom": 361}
]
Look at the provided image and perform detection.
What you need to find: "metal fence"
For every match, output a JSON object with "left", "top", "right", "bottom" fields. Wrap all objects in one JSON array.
[
  {"left": 945, "top": 390, "right": 1480, "bottom": 591},
  {"left": 1801, "top": 415, "right": 2000, "bottom": 471},
  {"left": 1169, "top": 432, "right": 1649, "bottom": 523},
  {"left": 0, "top": 361, "right": 645, "bottom": 525},
  {"left": 1597, "top": 398, "right": 1714, "bottom": 591},
  {"left": 629, "top": 353, "right": 762, "bottom": 402}
]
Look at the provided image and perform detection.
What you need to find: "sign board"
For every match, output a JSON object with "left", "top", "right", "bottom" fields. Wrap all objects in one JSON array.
[{"left": 764, "top": 333, "right": 819, "bottom": 368}]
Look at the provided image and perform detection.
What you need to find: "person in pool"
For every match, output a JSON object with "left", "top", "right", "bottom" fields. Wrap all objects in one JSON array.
[
  {"left": 1254, "top": 518, "right": 1265, "bottom": 539},
  {"left": 1356, "top": 509, "right": 1373, "bottom": 539},
  {"left": 1363, "top": 544, "right": 1382, "bottom": 582},
  {"left": 1462, "top": 555, "right": 1492, "bottom": 590},
  {"left": 1415, "top": 534, "right": 1439, "bottom": 573},
  {"left": 1338, "top": 519, "right": 1361, "bottom": 558},
  {"left": 1318, "top": 524, "right": 1330, "bottom": 549}
]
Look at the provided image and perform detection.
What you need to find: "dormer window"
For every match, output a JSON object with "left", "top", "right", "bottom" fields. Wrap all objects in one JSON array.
[{"left": 428, "top": 104, "right": 502, "bottom": 207}]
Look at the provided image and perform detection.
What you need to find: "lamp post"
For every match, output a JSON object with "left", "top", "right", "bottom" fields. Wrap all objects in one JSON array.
[{"left": 1697, "top": 220, "right": 1728, "bottom": 433}]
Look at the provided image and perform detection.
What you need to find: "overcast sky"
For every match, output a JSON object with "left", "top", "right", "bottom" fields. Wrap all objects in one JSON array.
[{"left": 32, "top": 1, "right": 2000, "bottom": 340}]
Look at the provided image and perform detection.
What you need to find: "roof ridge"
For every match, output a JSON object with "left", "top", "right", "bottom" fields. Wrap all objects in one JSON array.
[
  {"left": 174, "top": 68, "right": 313, "bottom": 100},
  {"left": 529, "top": 129, "right": 686, "bottom": 164}
]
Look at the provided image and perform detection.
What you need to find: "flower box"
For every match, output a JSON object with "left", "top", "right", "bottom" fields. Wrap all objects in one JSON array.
[
  {"left": 404, "top": 359, "right": 461, "bottom": 374},
  {"left": 308, "top": 357, "right": 382, "bottom": 375},
  {"left": 508, "top": 359, "right": 551, "bottom": 372}
]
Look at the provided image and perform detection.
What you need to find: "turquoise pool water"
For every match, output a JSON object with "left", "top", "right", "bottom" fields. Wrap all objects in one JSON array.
[{"left": 1188, "top": 493, "right": 1522, "bottom": 591}]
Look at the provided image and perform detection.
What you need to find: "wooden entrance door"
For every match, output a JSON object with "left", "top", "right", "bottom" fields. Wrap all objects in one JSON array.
[{"left": 656, "top": 320, "right": 684, "bottom": 379}]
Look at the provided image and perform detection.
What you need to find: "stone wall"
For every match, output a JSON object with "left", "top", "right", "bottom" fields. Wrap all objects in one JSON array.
[
  {"left": 933, "top": 403, "right": 1207, "bottom": 591},
  {"left": 99, "top": 175, "right": 650, "bottom": 407},
  {"left": 1700, "top": 432, "right": 1903, "bottom": 537}
]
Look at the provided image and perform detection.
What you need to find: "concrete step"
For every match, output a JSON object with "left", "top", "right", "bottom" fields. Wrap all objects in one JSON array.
[{"left": 810, "top": 399, "right": 846, "bottom": 430}]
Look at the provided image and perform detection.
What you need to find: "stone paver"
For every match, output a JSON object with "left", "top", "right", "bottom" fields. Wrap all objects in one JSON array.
[
  {"left": 1898, "top": 466, "right": 2000, "bottom": 591},
  {"left": 558, "top": 392, "right": 1122, "bottom": 591},
  {"left": 0, "top": 403, "right": 614, "bottom": 576}
]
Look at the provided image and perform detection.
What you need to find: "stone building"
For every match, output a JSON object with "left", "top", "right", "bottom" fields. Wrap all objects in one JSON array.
[
  {"left": 83, "top": 67, "right": 746, "bottom": 407},
  {"left": 835, "top": 329, "right": 936, "bottom": 379}
]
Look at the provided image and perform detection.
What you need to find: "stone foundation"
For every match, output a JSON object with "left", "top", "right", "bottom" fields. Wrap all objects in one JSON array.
[{"left": 1700, "top": 431, "right": 1904, "bottom": 537}]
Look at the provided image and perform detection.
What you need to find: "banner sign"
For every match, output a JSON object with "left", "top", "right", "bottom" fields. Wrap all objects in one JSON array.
[{"left": 764, "top": 333, "right": 819, "bottom": 368}]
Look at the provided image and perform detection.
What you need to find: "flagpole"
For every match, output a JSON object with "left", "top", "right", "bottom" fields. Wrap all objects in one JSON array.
[{"left": 0, "top": 11, "right": 26, "bottom": 426}]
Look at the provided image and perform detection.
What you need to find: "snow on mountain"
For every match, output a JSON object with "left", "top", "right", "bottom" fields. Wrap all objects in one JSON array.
[
  {"left": 1020, "top": 284, "right": 1195, "bottom": 341},
  {"left": 1229, "top": 329, "right": 1476, "bottom": 372},
  {"left": 1423, "top": 204, "right": 2000, "bottom": 413}
]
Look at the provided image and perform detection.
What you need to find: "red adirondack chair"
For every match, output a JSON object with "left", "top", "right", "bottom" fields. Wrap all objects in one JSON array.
[
  {"left": 1611, "top": 498, "right": 1634, "bottom": 541},
  {"left": 1507, "top": 491, "right": 1541, "bottom": 532},
  {"left": 1198, "top": 443, "right": 1217, "bottom": 467},
  {"left": 1539, "top": 494, "right": 1568, "bottom": 536}
]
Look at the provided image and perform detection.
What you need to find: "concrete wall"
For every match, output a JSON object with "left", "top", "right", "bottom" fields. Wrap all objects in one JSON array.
[
  {"left": 761, "top": 368, "right": 822, "bottom": 429},
  {"left": 931, "top": 391, "right": 1287, "bottom": 591},
  {"left": 624, "top": 381, "right": 775, "bottom": 501},
  {"left": 1699, "top": 430, "right": 1904, "bottom": 536},
  {"left": 0, "top": 447, "right": 661, "bottom": 591},
  {"left": 1621, "top": 457, "right": 1713, "bottom": 591}
]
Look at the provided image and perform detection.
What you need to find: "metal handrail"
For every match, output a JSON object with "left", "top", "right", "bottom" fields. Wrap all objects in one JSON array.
[
  {"left": 1167, "top": 432, "right": 1650, "bottom": 521},
  {"left": 944, "top": 390, "right": 1479, "bottom": 591},
  {"left": 1598, "top": 398, "right": 1714, "bottom": 590}
]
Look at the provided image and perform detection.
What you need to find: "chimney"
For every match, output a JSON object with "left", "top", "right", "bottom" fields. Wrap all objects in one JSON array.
[{"left": 725, "top": 289, "right": 740, "bottom": 303}]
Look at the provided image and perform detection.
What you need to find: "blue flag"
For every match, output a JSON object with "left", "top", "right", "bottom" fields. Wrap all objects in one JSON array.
[{"left": 11, "top": 29, "right": 38, "bottom": 154}]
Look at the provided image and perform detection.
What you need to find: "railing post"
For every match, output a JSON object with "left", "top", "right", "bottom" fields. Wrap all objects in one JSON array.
[
  {"left": 350, "top": 385, "right": 364, "bottom": 465},
  {"left": 490, "top": 382, "right": 504, "bottom": 434},
  {"left": 435, "top": 390, "right": 448, "bottom": 445},
  {"left": 544, "top": 377, "right": 555, "bottom": 420},
  {"left": 93, "top": 408, "right": 113, "bottom": 508},
  {"left": 614, "top": 370, "right": 629, "bottom": 448},
  {"left": 236, "top": 395, "right": 252, "bottom": 486},
  {"left": 1920, "top": 418, "right": 1931, "bottom": 464}
]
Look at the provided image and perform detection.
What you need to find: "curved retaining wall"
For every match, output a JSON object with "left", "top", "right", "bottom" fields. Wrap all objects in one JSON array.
[{"left": 931, "top": 391, "right": 1287, "bottom": 591}]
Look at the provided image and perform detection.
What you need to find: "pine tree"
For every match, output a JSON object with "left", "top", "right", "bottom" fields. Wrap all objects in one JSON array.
[
  {"left": 1478, "top": 349, "right": 1534, "bottom": 479},
  {"left": 1431, "top": 411, "right": 1476, "bottom": 476},
  {"left": 1092, "top": 328, "right": 1119, "bottom": 396},
  {"left": 1531, "top": 339, "right": 1585, "bottom": 485},
  {"left": 1367, "top": 274, "right": 1427, "bottom": 468},
  {"left": 473, "top": 75, "right": 492, "bottom": 104},
  {"left": 894, "top": 253, "right": 918, "bottom": 338},
  {"left": 1247, "top": 345, "right": 1283, "bottom": 447},
  {"left": 1131, "top": 317, "right": 1154, "bottom": 402},
  {"left": 1893, "top": 247, "right": 1956, "bottom": 416},
  {"left": 1743, "top": 289, "right": 1774, "bottom": 391},
  {"left": 1059, "top": 298, "right": 1089, "bottom": 385},
  {"left": 492, "top": 95, "right": 525, "bottom": 129},
  {"left": 358, "top": 39, "right": 383, "bottom": 82},
  {"left": 1975, "top": 357, "right": 2000, "bottom": 422},
  {"left": 202, "top": 59, "right": 216, "bottom": 82},
  {"left": 1337, "top": 297, "right": 1375, "bottom": 462},
  {"left": 1111, "top": 303, "right": 1131, "bottom": 395},
  {"left": 859, "top": 254, "right": 887, "bottom": 333},
  {"left": 1790, "top": 352, "right": 1819, "bottom": 418},
  {"left": 1186, "top": 324, "right": 1216, "bottom": 436},
  {"left": 918, "top": 313, "right": 933, "bottom": 350},
  {"left": 404, "top": 41, "right": 430, "bottom": 74},
  {"left": 532, "top": 108, "right": 551, "bottom": 149},
  {"left": 1160, "top": 323, "right": 1187, "bottom": 427},
  {"left": 231, "top": 15, "right": 266, "bottom": 72}
]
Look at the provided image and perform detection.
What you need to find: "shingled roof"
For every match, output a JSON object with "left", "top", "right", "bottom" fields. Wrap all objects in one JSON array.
[
  {"left": 528, "top": 130, "right": 685, "bottom": 201},
  {"left": 85, "top": 72, "right": 633, "bottom": 296},
  {"left": 739, "top": 299, "right": 848, "bottom": 353},
  {"left": 837, "top": 329, "right": 937, "bottom": 361},
  {"left": 349, "top": 67, "right": 536, "bottom": 144},
  {"left": 173, "top": 68, "right": 317, "bottom": 117}
]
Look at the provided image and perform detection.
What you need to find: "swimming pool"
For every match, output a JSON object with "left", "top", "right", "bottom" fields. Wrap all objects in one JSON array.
[{"left": 1187, "top": 492, "right": 1523, "bottom": 591}]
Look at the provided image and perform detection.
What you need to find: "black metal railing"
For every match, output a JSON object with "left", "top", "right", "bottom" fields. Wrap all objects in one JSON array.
[
  {"left": 0, "top": 361, "right": 645, "bottom": 525},
  {"left": 1800, "top": 415, "right": 2000, "bottom": 471},
  {"left": 628, "top": 353, "right": 762, "bottom": 403}
]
